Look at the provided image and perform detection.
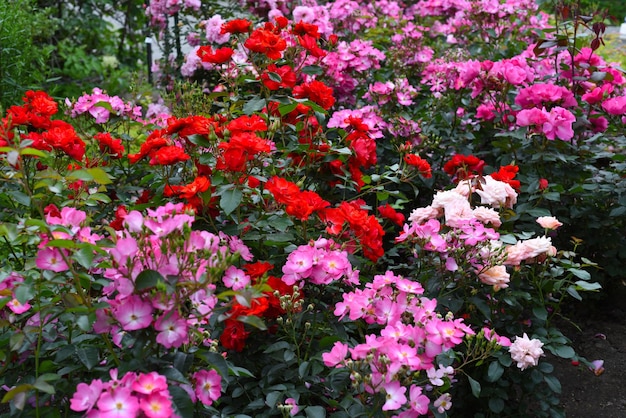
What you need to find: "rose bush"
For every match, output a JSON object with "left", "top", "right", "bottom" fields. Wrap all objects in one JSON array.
[{"left": 0, "top": 0, "right": 616, "bottom": 417}]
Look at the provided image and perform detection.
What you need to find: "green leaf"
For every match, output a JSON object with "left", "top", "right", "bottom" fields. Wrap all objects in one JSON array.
[
  {"left": 263, "top": 232, "right": 295, "bottom": 243},
  {"left": 299, "top": 361, "right": 310, "bottom": 378},
  {"left": 220, "top": 188, "right": 242, "bottom": 216},
  {"left": 302, "top": 65, "right": 324, "bottom": 76},
  {"left": 486, "top": 361, "right": 504, "bottom": 382},
  {"left": 264, "top": 341, "right": 290, "bottom": 353},
  {"left": 542, "top": 192, "right": 561, "bottom": 201},
  {"left": 526, "top": 208, "right": 552, "bottom": 217},
  {"left": 553, "top": 345, "right": 575, "bottom": 359},
  {"left": 75, "top": 347, "right": 99, "bottom": 370},
  {"left": 20, "top": 147, "right": 49, "bottom": 158},
  {"left": 76, "top": 315, "right": 92, "bottom": 332},
  {"left": 74, "top": 247, "right": 95, "bottom": 269},
  {"left": 228, "top": 366, "right": 255, "bottom": 377},
  {"left": 470, "top": 296, "right": 491, "bottom": 321},
  {"left": 14, "top": 284, "right": 34, "bottom": 304},
  {"left": 544, "top": 374, "right": 562, "bottom": 393},
  {"left": 186, "top": 134, "right": 212, "bottom": 147},
  {"left": 278, "top": 102, "right": 298, "bottom": 116},
  {"left": 574, "top": 280, "right": 601, "bottom": 291},
  {"left": 45, "top": 239, "right": 76, "bottom": 249},
  {"left": 10, "top": 332, "right": 25, "bottom": 351},
  {"left": 87, "top": 193, "right": 112, "bottom": 203},
  {"left": 566, "top": 285, "right": 582, "bottom": 301},
  {"left": 169, "top": 385, "right": 194, "bottom": 418},
  {"left": 569, "top": 268, "right": 591, "bottom": 281},
  {"left": 265, "top": 391, "right": 281, "bottom": 408},
  {"left": 1, "top": 384, "right": 33, "bottom": 403},
  {"left": 305, "top": 406, "right": 327, "bottom": 418},
  {"left": 237, "top": 314, "right": 267, "bottom": 330},
  {"left": 33, "top": 379, "right": 55, "bottom": 395},
  {"left": 267, "top": 71, "right": 282, "bottom": 82},
  {"left": 24, "top": 218, "right": 49, "bottom": 230},
  {"left": 135, "top": 269, "right": 165, "bottom": 291},
  {"left": 8, "top": 190, "right": 30, "bottom": 206},
  {"left": 532, "top": 306, "right": 548, "bottom": 322},
  {"left": 67, "top": 169, "right": 94, "bottom": 182},
  {"left": 242, "top": 96, "right": 266, "bottom": 115},
  {"left": 94, "top": 101, "right": 114, "bottom": 112},
  {"left": 267, "top": 215, "right": 293, "bottom": 232},
  {"left": 488, "top": 397, "right": 505, "bottom": 413},
  {"left": 162, "top": 366, "right": 188, "bottom": 384},
  {"left": 609, "top": 206, "right": 626, "bottom": 217},
  {"left": 199, "top": 351, "right": 229, "bottom": 379},
  {"left": 467, "top": 375, "right": 481, "bottom": 398},
  {"left": 86, "top": 168, "right": 113, "bottom": 185}
]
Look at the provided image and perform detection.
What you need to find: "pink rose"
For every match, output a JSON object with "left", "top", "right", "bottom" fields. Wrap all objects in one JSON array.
[{"left": 536, "top": 216, "right": 563, "bottom": 230}]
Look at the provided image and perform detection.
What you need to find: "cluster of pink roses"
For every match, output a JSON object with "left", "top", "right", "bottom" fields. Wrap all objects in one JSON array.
[
  {"left": 281, "top": 237, "right": 360, "bottom": 286},
  {"left": 92, "top": 203, "right": 249, "bottom": 348},
  {"left": 65, "top": 88, "right": 143, "bottom": 124},
  {"left": 70, "top": 368, "right": 221, "bottom": 417},
  {"left": 397, "top": 172, "right": 560, "bottom": 291},
  {"left": 324, "top": 270, "right": 474, "bottom": 415}
]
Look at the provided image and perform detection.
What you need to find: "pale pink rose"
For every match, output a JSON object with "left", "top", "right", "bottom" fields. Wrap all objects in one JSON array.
[
  {"left": 536, "top": 216, "right": 562, "bottom": 230},
  {"left": 478, "top": 265, "right": 510, "bottom": 290},
  {"left": 520, "top": 236, "right": 553, "bottom": 258},
  {"left": 504, "top": 242, "right": 528, "bottom": 266},
  {"left": 431, "top": 190, "right": 468, "bottom": 210},
  {"left": 509, "top": 333, "right": 544, "bottom": 370},
  {"left": 475, "top": 176, "right": 518, "bottom": 209},
  {"left": 443, "top": 197, "right": 474, "bottom": 227},
  {"left": 453, "top": 179, "right": 474, "bottom": 197},
  {"left": 473, "top": 206, "right": 502, "bottom": 227},
  {"left": 408, "top": 206, "right": 441, "bottom": 225}
]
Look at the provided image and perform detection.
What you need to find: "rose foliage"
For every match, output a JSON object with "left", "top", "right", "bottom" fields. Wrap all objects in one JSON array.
[{"left": 2, "top": 0, "right": 621, "bottom": 417}]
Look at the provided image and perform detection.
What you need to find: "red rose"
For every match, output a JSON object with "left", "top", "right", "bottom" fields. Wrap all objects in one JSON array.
[
  {"left": 221, "top": 18, "right": 252, "bottom": 34},
  {"left": 197, "top": 46, "right": 234, "bottom": 64},
  {"left": 220, "top": 320, "right": 250, "bottom": 352},
  {"left": 404, "top": 154, "right": 432, "bottom": 178},
  {"left": 260, "top": 64, "right": 297, "bottom": 91},
  {"left": 148, "top": 145, "right": 190, "bottom": 166},
  {"left": 264, "top": 176, "right": 301, "bottom": 205},
  {"left": 491, "top": 165, "right": 521, "bottom": 192},
  {"left": 378, "top": 203, "right": 406, "bottom": 226},
  {"left": 226, "top": 114, "right": 268, "bottom": 134},
  {"left": 244, "top": 28, "right": 287, "bottom": 60},
  {"left": 94, "top": 132, "right": 125, "bottom": 158},
  {"left": 244, "top": 262, "right": 274, "bottom": 280},
  {"left": 109, "top": 205, "right": 128, "bottom": 231},
  {"left": 443, "top": 154, "right": 485, "bottom": 181},
  {"left": 293, "top": 80, "right": 336, "bottom": 110}
]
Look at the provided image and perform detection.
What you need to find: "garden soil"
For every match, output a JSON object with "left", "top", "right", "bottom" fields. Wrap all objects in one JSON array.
[{"left": 554, "top": 281, "right": 626, "bottom": 418}]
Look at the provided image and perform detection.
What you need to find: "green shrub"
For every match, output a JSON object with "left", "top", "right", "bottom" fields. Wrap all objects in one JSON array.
[{"left": 0, "top": 0, "right": 53, "bottom": 109}]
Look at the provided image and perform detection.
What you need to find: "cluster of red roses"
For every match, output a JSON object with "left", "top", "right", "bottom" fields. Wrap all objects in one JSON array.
[
  {"left": 0, "top": 90, "right": 128, "bottom": 172},
  {"left": 1, "top": 91, "right": 84, "bottom": 162},
  {"left": 265, "top": 176, "right": 330, "bottom": 221}
]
